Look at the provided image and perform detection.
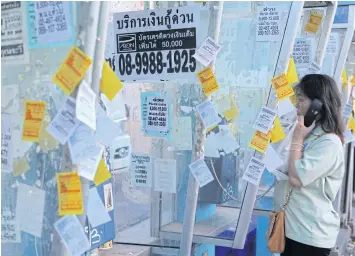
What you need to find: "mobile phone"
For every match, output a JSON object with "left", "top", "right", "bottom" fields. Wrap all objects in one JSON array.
[{"left": 304, "top": 99, "right": 323, "bottom": 127}]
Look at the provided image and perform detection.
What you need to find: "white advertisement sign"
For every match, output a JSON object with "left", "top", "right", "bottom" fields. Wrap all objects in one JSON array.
[
  {"left": 293, "top": 38, "right": 314, "bottom": 68},
  {"left": 112, "top": 6, "right": 200, "bottom": 81},
  {"left": 256, "top": 6, "right": 282, "bottom": 42}
]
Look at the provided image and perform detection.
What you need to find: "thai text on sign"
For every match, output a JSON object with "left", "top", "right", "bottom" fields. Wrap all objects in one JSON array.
[{"left": 22, "top": 101, "right": 46, "bottom": 142}]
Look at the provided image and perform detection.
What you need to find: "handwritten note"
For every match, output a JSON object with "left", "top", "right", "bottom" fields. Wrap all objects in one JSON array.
[
  {"left": 249, "top": 131, "right": 271, "bottom": 153},
  {"left": 100, "top": 61, "right": 123, "bottom": 101},
  {"left": 194, "top": 37, "right": 221, "bottom": 66},
  {"left": 1, "top": 209, "right": 21, "bottom": 243},
  {"left": 242, "top": 157, "right": 266, "bottom": 185},
  {"left": 293, "top": 38, "right": 314, "bottom": 68},
  {"left": 22, "top": 101, "right": 46, "bottom": 142},
  {"left": 145, "top": 94, "right": 171, "bottom": 138},
  {"left": 189, "top": 158, "right": 214, "bottom": 188},
  {"left": 271, "top": 74, "right": 294, "bottom": 100},
  {"left": 253, "top": 106, "right": 277, "bottom": 134},
  {"left": 271, "top": 117, "right": 286, "bottom": 143},
  {"left": 305, "top": 12, "right": 323, "bottom": 34},
  {"left": 87, "top": 187, "right": 111, "bottom": 228},
  {"left": 76, "top": 81, "right": 96, "bottom": 131},
  {"left": 196, "top": 100, "right": 221, "bottom": 129},
  {"left": 54, "top": 215, "right": 90, "bottom": 256},
  {"left": 287, "top": 58, "right": 299, "bottom": 84},
  {"left": 57, "top": 172, "right": 84, "bottom": 215},
  {"left": 52, "top": 46, "right": 92, "bottom": 95},
  {"left": 131, "top": 153, "right": 152, "bottom": 188},
  {"left": 78, "top": 145, "right": 103, "bottom": 181},
  {"left": 16, "top": 183, "right": 45, "bottom": 237},
  {"left": 256, "top": 6, "right": 282, "bottom": 41},
  {"left": 2, "top": 113, "right": 13, "bottom": 172},
  {"left": 197, "top": 66, "right": 220, "bottom": 96},
  {"left": 154, "top": 158, "right": 177, "bottom": 193},
  {"left": 93, "top": 159, "right": 112, "bottom": 186},
  {"left": 170, "top": 117, "right": 193, "bottom": 151},
  {"left": 46, "top": 96, "right": 80, "bottom": 144}
]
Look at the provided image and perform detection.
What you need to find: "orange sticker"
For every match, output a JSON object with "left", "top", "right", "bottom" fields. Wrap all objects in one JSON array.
[
  {"left": 53, "top": 46, "right": 92, "bottom": 95},
  {"left": 197, "top": 66, "right": 220, "bottom": 96},
  {"left": 305, "top": 12, "right": 323, "bottom": 34},
  {"left": 271, "top": 74, "right": 294, "bottom": 100},
  {"left": 57, "top": 172, "right": 84, "bottom": 215},
  {"left": 22, "top": 101, "right": 46, "bottom": 142},
  {"left": 249, "top": 131, "right": 271, "bottom": 153}
]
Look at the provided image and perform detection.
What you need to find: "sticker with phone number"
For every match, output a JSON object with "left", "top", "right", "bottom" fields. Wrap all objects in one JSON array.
[{"left": 112, "top": 6, "right": 200, "bottom": 81}]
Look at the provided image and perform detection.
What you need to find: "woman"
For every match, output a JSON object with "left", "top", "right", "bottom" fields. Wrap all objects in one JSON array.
[{"left": 274, "top": 74, "right": 345, "bottom": 256}]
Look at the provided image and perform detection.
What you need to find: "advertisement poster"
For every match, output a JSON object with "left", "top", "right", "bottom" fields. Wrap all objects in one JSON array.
[{"left": 112, "top": 6, "right": 200, "bottom": 81}]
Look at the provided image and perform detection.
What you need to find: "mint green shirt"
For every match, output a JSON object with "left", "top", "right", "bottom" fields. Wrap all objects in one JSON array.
[{"left": 273, "top": 126, "right": 344, "bottom": 248}]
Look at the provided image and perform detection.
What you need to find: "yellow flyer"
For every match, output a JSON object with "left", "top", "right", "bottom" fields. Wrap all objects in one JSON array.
[
  {"left": 271, "top": 117, "right": 286, "bottom": 143},
  {"left": 216, "top": 95, "right": 239, "bottom": 121},
  {"left": 101, "top": 61, "right": 123, "bottom": 101},
  {"left": 348, "top": 115, "right": 355, "bottom": 131},
  {"left": 271, "top": 74, "right": 294, "bottom": 100},
  {"left": 249, "top": 131, "right": 271, "bottom": 153},
  {"left": 94, "top": 159, "right": 112, "bottom": 186},
  {"left": 53, "top": 46, "right": 92, "bottom": 95},
  {"left": 305, "top": 12, "right": 323, "bottom": 34},
  {"left": 286, "top": 58, "right": 299, "bottom": 84},
  {"left": 290, "top": 94, "right": 297, "bottom": 105},
  {"left": 22, "top": 101, "right": 46, "bottom": 142},
  {"left": 351, "top": 76, "right": 355, "bottom": 85},
  {"left": 57, "top": 172, "right": 84, "bottom": 215},
  {"left": 342, "top": 69, "right": 348, "bottom": 84},
  {"left": 197, "top": 66, "right": 220, "bottom": 96}
]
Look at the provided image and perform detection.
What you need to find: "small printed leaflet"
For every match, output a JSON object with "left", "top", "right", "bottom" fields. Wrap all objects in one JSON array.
[
  {"left": 170, "top": 116, "right": 193, "bottom": 151},
  {"left": 293, "top": 38, "right": 314, "bottom": 68},
  {"left": 1, "top": 208, "right": 21, "bottom": 243},
  {"left": 131, "top": 153, "right": 153, "bottom": 188},
  {"left": 78, "top": 145, "right": 103, "bottom": 181},
  {"left": 242, "top": 157, "right": 266, "bottom": 186},
  {"left": 271, "top": 74, "right": 294, "bottom": 100},
  {"left": 100, "top": 61, "right": 123, "bottom": 101},
  {"left": 22, "top": 101, "right": 46, "bottom": 142},
  {"left": 196, "top": 100, "right": 221, "bottom": 129},
  {"left": 76, "top": 81, "right": 97, "bottom": 131},
  {"left": 1, "top": 1, "right": 29, "bottom": 64},
  {"left": 308, "top": 61, "right": 321, "bottom": 74},
  {"left": 87, "top": 187, "right": 111, "bottom": 228},
  {"left": 54, "top": 215, "right": 90, "bottom": 256},
  {"left": 145, "top": 94, "right": 171, "bottom": 137},
  {"left": 326, "top": 33, "right": 340, "bottom": 56},
  {"left": 29, "top": 1, "right": 74, "bottom": 47},
  {"left": 249, "top": 131, "right": 271, "bottom": 153},
  {"left": 52, "top": 46, "right": 92, "bottom": 95},
  {"left": 2, "top": 113, "right": 13, "bottom": 172},
  {"left": 197, "top": 66, "right": 220, "bottom": 96},
  {"left": 112, "top": 6, "right": 200, "bottom": 81},
  {"left": 154, "top": 158, "right": 177, "bottom": 193},
  {"left": 57, "top": 172, "right": 84, "bottom": 215},
  {"left": 256, "top": 6, "right": 282, "bottom": 41},
  {"left": 46, "top": 96, "right": 80, "bottom": 144},
  {"left": 343, "top": 103, "right": 353, "bottom": 126},
  {"left": 194, "top": 37, "right": 221, "bottom": 66},
  {"left": 189, "top": 158, "right": 214, "bottom": 188},
  {"left": 305, "top": 12, "right": 323, "bottom": 34},
  {"left": 253, "top": 106, "right": 277, "bottom": 134},
  {"left": 16, "top": 183, "right": 45, "bottom": 237}
]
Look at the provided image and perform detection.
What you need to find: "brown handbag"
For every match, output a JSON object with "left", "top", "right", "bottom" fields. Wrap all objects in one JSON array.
[{"left": 266, "top": 186, "right": 292, "bottom": 253}]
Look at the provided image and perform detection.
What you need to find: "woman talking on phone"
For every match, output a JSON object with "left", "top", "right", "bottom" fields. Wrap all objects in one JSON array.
[{"left": 273, "top": 74, "right": 345, "bottom": 256}]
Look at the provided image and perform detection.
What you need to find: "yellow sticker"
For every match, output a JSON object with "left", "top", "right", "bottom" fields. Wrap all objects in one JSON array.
[
  {"left": 271, "top": 117, "right": 286, "bottom": 143},
  {"left": 290, "top": 94, "right": 297, "bottom": 105},
  {"left": 351, "top": 76, "right": 355, "bottom": 85},
  {"left": 13, "top": 157, "right": 30, "bottom": 176},
  {"left": 52, "top": 46, "right": 92, "bottom": 95},
  {"left": 342, "top": 83, "right": 348, "bottom": 89},
  {"left": 94, "top": 159, "right": 112, "bottom": 186},
  {"left": 249, "top": 131, "right": 271, "bottom": 153},
  {"left": 216, "top": 95, "right": 240, "bottom": 121},
  {"left": 286, "top": 58, "right": 299, "bottom": 85},
  {"left": 22, "top": 101, "right": 46, "bottom": 142},
  {"left": 57, "top": 172, "right": 84, "bottom": 215},
  {"left": 348, "top": 115, "right": 355, "bottom": 131},
  {"left": 342, "top": 69, "right": 348, "bottom": 84},
  {"left": 271, "top": 74, "right": 294, "bottom": 100},
  {"left": 207, "top": 124, "right": 218, "bottom": 132},
  {"left": 305, "top": 12, "right": 323, "bottom": 34},
  {"left": 197, "top": 66, "right": 220, "bottom": 96},
  {"left": 100, "top": 61, "right": 124, "bottom": 101}
]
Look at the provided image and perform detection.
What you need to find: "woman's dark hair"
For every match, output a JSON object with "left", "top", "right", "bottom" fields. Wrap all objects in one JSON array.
[{"left": 296, "top": 74, "right": 344, "bottom": 143}]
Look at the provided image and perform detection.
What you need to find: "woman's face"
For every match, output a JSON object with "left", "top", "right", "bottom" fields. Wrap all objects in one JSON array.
[{"left": 295, "top": 89, "right": 311, "bottom": 116}]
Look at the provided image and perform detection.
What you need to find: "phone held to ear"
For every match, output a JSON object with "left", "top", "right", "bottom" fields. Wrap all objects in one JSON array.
[{"left": 304, "top": 99, "right": 323, "bottom": 127}]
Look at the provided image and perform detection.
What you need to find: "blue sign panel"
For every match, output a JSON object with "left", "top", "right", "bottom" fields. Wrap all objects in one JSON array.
[{"left": 334, "top": 6, "right": 349, "bottom": 24}]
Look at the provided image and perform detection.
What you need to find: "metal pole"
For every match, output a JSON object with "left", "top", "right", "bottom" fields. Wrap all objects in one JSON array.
[{"left": 178, "top": 2, "right": 224, "bottom": 256}]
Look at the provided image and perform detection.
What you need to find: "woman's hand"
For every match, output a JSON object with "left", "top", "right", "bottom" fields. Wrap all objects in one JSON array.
[{"left": 292, "top": 115, "right": 316, "bottom": 143}]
